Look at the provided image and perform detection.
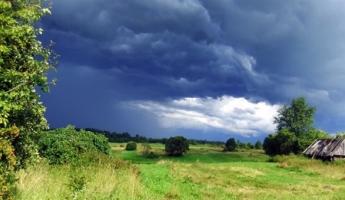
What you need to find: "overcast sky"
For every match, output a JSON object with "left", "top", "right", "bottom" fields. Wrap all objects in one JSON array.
[{"left": 40, "top": 0, "right": 345, "bottom": 141}]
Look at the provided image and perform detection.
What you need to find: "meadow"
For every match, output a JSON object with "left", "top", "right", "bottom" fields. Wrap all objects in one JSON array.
[{"left": 16, "top": 143, "right": 345, "bottom": 200}]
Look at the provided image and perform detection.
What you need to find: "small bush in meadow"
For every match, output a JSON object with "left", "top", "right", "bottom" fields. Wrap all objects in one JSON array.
[
  {"left": 224, "top": 138, "right": 237, "bottom": 151},
  {"left": 125, "top": 142, "right": 137, "bottom": 151},
  {"left": 68, "top": 173, "right": 87, "bottom": 199},
  {"left": 165, "top": 136, "right": 189, "bottom": 156},
  {"left": 141, "top": 143, "right": 158, "bottom": 159},
  {"left": 37, "top": 126, "right": 110, "bottom": 164}
]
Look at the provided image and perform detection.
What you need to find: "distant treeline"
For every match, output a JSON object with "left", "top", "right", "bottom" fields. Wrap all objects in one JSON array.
[
  {"left": 77, "top": 128, "right": 225, "bottom": 145},
  {"left": 74, "top": 128, "right": 262, "bottom": 149}
]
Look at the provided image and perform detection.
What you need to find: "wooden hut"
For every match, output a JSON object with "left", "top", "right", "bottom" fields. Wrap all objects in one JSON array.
[{"left": 303, "top": 138, "right": 345, "bottom": 160}]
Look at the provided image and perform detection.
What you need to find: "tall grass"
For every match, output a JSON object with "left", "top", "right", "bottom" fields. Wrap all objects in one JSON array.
[
  {"left": 16, "top": 143, "right": 345, "bottom": 200},
  {"left": 16, "top": 154, "right": 143, "bottom": 200}
]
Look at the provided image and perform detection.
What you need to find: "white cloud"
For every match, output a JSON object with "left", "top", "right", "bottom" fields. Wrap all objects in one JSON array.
[{"left": 130, "top": 96, "right": 281, "bottom": 136}]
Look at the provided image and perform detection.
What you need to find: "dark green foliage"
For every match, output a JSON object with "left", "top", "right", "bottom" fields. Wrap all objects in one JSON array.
[
  {"left": 264, "top": 97, "right": 328, "bottom": 156},
  {"left": 37, "top": 126, "right": 110, "bottom": 164},
  {"left": 69, "top": 174, "right": 86, "bottom": 192},
  {"left": 275, "top": 97, "right": 315, "bottom": 136},
  {"left": 246, "top": 143, "right": 254, "bottom": 149},
  {"left": 86, "top": 128, "right": 223, "bottom": 146},
  {"left": 165, "top": 136, "right": 189, "bottom": 156},
  {"left": 68, "top": 173, "right": 86, "bottom": 199},
  {"left": 263, "top": 129, "right": 299, "bottom": 156},
  {"left": 224, "top": 138, "right": 237, "bottom": 151},
  {"left": 254, "top": 141, "right": 262, "bottom": 149},
  {"left": 236, "top": 140, "right": 247, "bottom": 149},
  {"left": 125, "top": 142, "right": 137, "bottom": 151},
  {"left": 0, "top": 1, "right": 54, "bottom": 198}
]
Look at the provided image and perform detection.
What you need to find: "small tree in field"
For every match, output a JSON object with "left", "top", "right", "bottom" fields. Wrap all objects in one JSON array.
[
  {"left": 224, "top": 138, "right": 237, "bottom": 151},
  {"left": 0, "top": 1, "right": 54, "bottom": 198},
  {"left": 275, "top": 97, "right": 315, "bottom": 137},
  {"left": 165, "top": 136, "right": 189, "bottom": 156},
  {"left": 264, "top": 97, "right": 328, "bottom": 156}
]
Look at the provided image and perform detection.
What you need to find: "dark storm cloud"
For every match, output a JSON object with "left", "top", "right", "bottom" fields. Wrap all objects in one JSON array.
[
  {"left": 45, "top": 0, "right": 220, "bottom": 42},
  {"left": 42, "top": 0, "right": 345, "bottom": 138},
  {"left": 201, "top": 0, "right": 345, "bottom": 120},
  {"left": 43, "top": 0, "right": 266, "bottom": 99}
]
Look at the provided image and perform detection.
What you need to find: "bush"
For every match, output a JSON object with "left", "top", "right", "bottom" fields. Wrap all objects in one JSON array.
[
  {"left": 141, "top": 143, "right": 158, "bottom": 159},
  {"left": 224, "top": 138, "right": 237, "bottom": 151},
  {"left": 255, "top": 141, "right": 262, "bottom": 149},
  {"left": 125, "top": 142, "right": 137, "bottom": 151},
  {"left": 165, "top": 136, "right": 189, "bottom": 156},
  {"left": 0, "top": 127, "right": 19, "bottom": 198},
  {"left": 37, "top": 126, "right": 110, "bottom": 164},
  {"left": 263, "top": 128, "right": 328, "bottom": 156},
  {"left": 263, "top": 129, "right": 299, "bottom": 156},
  {"left": 68, "top": 173, "right": 87, "bottom": 199},
  {"left": 246, "top": 143, "right": 254, "bottom": 149}
]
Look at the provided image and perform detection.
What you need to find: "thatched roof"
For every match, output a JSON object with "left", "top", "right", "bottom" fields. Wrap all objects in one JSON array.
[{"left": 303, "top": 138, "right": 345, "bottom": 158}]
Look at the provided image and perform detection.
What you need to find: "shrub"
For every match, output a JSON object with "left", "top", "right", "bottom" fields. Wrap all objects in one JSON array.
[
  {"left": 246, "top": 143, "right": 254, "bottom": 149},
  {"left": 125, "top": 142, "right": 137, "bottom": 151},
  {"left": 263, "top": 129, "right": 299, "bottom": 156},
  {"left": 165, "top": 136, "right": 189, "bottom": 156},
  {"left": 224, "top": 138, "right": 237, "bottom": 151},
  {"left": 68, "top": 173, "right": 87, "bottom": 199},
  {"left": 0, "top": 127, "right": 19, "bottom": 199},
  {"left": 255, "top": 141, "right": 263, "bottom": 149},
  {"left": 37, "top": 126, "right": 110, "bottom": 164},
  {"left": 141, "top": 143, "right": 158, "bottom": 159}
]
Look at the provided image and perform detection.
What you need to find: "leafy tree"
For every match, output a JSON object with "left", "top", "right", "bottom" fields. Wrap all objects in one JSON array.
[
  {"left": 165, "top": 136, "right": 189, "bottom": 156},
  {"left": 254, "top": 141, "right": 262, "bottom": 149},
  {"left": 224, "top": 138, "right": 237, "bottom": 151},
  {"left": 0, "top": 0, "right": 53, "bottom": 197},
  {"left": 264, "top": 97, "right": 327, "bottom": 155},
  {"left": 274, "top": 97, "right": 315, "bottom": 137},
  {"left": 298, "top": 128, "right": 328, "bottom": 150}
]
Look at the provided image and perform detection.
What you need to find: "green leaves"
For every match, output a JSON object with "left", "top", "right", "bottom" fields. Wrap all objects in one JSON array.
[
  {"left": 0, "top": 0, "right": 55, "bottom": 198},
  {"left": 37, "top": 127, "right": 111, "bottom": 165},
  {"left": 165, "top": 136, "right": 189, "bottom": 156},
  {"left": 265, "top": 97, "right": 326, "bottom": 156},
  {"left": 224, "top": 138, "right": 236, "bottom": 151},
  {"left": 274, "top": 97, "right": 315, "bottom": 136}
]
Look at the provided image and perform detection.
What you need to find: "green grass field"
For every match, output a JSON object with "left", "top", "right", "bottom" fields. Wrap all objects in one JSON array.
[{"left": 16, "top": 143, "right": 345, "bottom": 200}]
